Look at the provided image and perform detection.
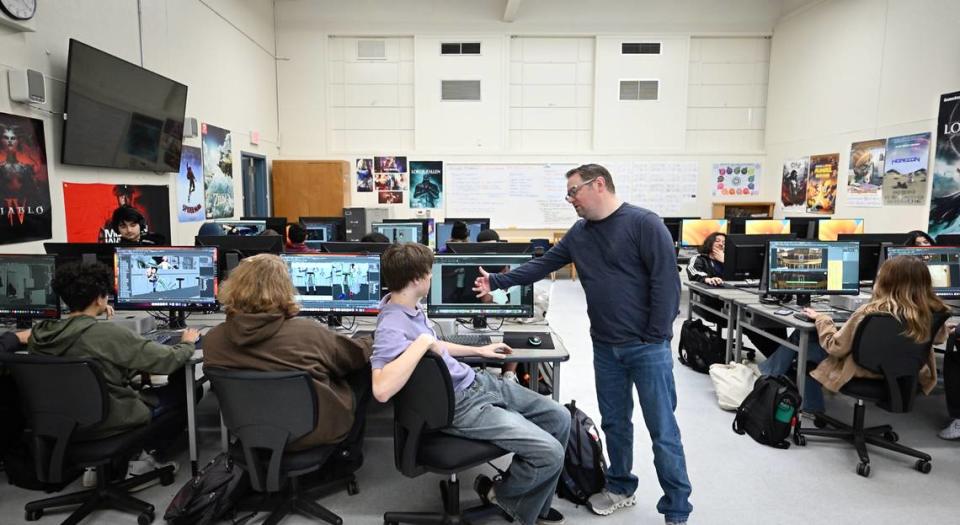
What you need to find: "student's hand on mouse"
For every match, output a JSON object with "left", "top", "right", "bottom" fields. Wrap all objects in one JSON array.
[
  {"left": 181, "top": 328, "right": 201, "bottom": 344},
  {"left": 705, "top": 277, "right": 723, "bottom": 286},
  {"left": 478, "top": 343, "right": 511, "bottom": 359},
  {"left": 473, "top": 267, "right": 491, "bottom": 298},
  {"left": 15, "top": 329, "right": 30, "bottom": 345},
  {"left": 801, "top": 307, "right": 821, "bottom": 319}
]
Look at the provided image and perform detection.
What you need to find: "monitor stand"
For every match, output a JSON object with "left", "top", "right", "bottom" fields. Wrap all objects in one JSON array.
[
  {"left": 794, "top": 294, "right": 812, "bottom": 308},
  {"left": 324, "top": 315, "right": 358, "bottom": 336},
  {"left": 168, "top": 310, "right": 188, "bottom": 330},
  {"left": 455, "top": 316, "right": 503, "bottom": 338}
]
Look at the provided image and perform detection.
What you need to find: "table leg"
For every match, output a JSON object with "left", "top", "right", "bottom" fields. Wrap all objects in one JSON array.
[
  {"left": 551, "top": 362, "right": 560, "bottom": 402},
  {"left": 185, "top": 363, "right": 198, "bottom": 477},
  {"left": 734, "top": 308, "right": 744, "bottom": 362},
  {"left": 724, "top": 303, "right": 737, "bottom": 363},
  {"left": 796, "top": 330, "right": 809, "bottom": 400}
]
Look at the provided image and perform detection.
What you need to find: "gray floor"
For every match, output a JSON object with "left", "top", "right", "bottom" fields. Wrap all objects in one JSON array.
[{"left": 2, "top": 280, "right": 960, "bottom": 524}]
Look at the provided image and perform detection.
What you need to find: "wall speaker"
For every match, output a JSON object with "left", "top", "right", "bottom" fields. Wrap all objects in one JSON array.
[{"left": 7, "top": 68, "right": 45, "bottom": 104}]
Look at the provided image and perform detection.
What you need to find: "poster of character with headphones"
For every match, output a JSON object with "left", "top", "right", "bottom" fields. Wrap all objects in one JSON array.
[
  {"left": 62, "top": 182, "right": 171, "bottom": 244},
  {"left": 0, "top": 111, "right": 52, "bottom": 245}
]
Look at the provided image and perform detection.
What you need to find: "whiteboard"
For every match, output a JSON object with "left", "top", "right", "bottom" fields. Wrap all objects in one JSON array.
[{"left": 445, "top": 161, "right": 699, "bottom": 229}]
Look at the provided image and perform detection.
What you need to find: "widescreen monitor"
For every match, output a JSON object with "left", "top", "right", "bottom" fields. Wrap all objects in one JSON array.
[
  {"left": 721, "top": 233, "right": 796, "bottom": 281},
  {"left": 0, "top": 255, "right": 59, "bottom": 326},
  {"left": 300, "top": 217, "right": 346, "bottom": 248},
  {"left": 427, "top": 254, "right": 534, "bottom": 319},
  {"left": 787, "top": 216, "right": 820, "bottom": 240},
  {"left": 212, "top": 220, "right": 267, "bottom": 236},
  {"left": 837, "top": 233, "right": 911, "bottom": 282},
  {"left": 373, "top": 222, "right": 421, "bottom": 244},
  {"left": 745, "top": 219, "right": 792, "bottom": 235},
  {"left": 436, "top": 222, "right": 482, "bottom": 252},
  {"left": 765, "top": 240, "right": 860, "bottom": 305},
  {"left": 662, "top": 217, "right": 698, "bottom": 245},
  {"left": 241, "top": 216, "right": 287, "bottom": 236},
  {"left": 818, "top": 219, "right": 865, "bottom": 241},
  {"left": 384, "top": 218, "right": 434, "bottom": 246},
  {"left": 114, "top": 247, "right": 218, "bottom": 311},
  {"left": 680, "top": 219, "right": 728, "bottom": 247},
  {"left": 885, "top": 246, "right": 960, "bottom": 298},
  {"left": 280, "top": 253, "right": 381, "bottom": 316},
  {"left": 445, "top": 218, "right": 490, "bottom": 232},
  {"left": 43, "top": 242, "right": 117, "bottom": 270},
  {"left": 195, "top": 235, "right": 283, "bottom": 278}
]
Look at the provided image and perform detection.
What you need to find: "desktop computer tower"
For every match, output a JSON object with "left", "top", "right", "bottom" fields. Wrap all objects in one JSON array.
[{"left": 344, "top": 207, "right": 390, "bottom": 241}]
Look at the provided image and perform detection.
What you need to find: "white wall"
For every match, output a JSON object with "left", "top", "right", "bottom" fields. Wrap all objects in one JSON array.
[
  {"left": 764, "top": 0, "right": 960, "bottom": 233},
  {"left": 0, "top": 0, "right": 279, "bottom": 253},
  {"left": 276, "top": 1, "right": 775, "bottom": 225}
]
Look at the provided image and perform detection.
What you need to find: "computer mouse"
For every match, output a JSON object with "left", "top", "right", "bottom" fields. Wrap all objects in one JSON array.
[{"left": 527, "top": 335, "right": 542, "bottom": 347}]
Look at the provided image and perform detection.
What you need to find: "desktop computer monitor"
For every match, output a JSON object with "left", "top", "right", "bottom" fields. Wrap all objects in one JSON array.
[
  {"left": 662, "top": 217, "right": 698, "bottom": 245},
  {"left": 818, "top": 218, "right": 864, "bottom": 241},
  {"left": 446, "top": 242, "right": 533, "bottom": 255},
  {"left": 436, "top": 222, "right": 482, "bottom": 252},
  {"left": 0, "top": 254, "right": 59, "bottom": 328},
  {"left": 884, "top": 246, "right": 960, "bottom": 298},
  {"left": 114, "top": 247, "right": 219, "bottom": 318},
  {"left": 240, "top": 216, "right": 287, "bottom": 236},
  {"left": 837, "top": 233, "right": 911, "bottom": 282},
  {"left": 300, "top": 216, "right": 346, "bottom": 248},
  {"left": 722, "top": 233, "right": 796, "bottom": 281},
  {"left": 787, "top": 216, "right": 819, "bottom": 240},
  {"left": 210, "top": 220, "right": 267, "bottom": 236},
  {"left": 373, "top": 222, "right": 422, "bottom": 244},
  {"left": 445, "top": 218, "right": 490, "bottom": 232},
  {"left": 384, "top": 218, "right": 434, "bottom": 246},
  {"left": 680, "top": 219, "right": 728, "bottom": 247},
  {"left": 745, "top": 219, "right": 791, "bottom": 235},
  {"left": 195, "top": 235, "right": 283, "bottom": 278},
  {"left": 936, "top": 234, "right": 960, "bottom": 246},
  {"left": 44, "top": 242, "right": 117, "bottom": 271},
  {"left": 280, "top": 253, "right": 381, "bottom": 321},
  {"left": 320, "top": 242, "right": 391, "bottom": 255},
  {"left": 765, "top": 240, "right": 860, "bottom": 306},
  {"left": 427, "top": 254, "right": 534, "bottom": 322}
]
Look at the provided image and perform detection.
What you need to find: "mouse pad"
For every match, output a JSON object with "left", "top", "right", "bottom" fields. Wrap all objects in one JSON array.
[{"left": 502, "top": 332, "right": 554, "bottom": 350}]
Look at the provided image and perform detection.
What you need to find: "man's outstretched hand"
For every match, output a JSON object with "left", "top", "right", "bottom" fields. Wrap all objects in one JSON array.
[{"left": 473, "top": 266, "right": 491, "bottom": 298}]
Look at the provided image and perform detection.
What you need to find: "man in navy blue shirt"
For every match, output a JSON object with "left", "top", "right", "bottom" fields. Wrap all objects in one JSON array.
[{"left": 474, "top": 164, "right": 692, "bottom": 525}]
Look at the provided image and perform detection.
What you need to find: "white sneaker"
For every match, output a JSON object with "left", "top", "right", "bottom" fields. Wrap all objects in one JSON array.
[
  {"left": 81, "top": 467, "right": 97, "bottom": 488},
  {"left": 502, "top": 371, "right": 519, "bottom": 383},
  {"left": 587, "top": 489, "right": 636, "bottom": 516},
  {"left": 126, "top": 451, "right": 179, "bottom": 492},
  {"left": 938, "top": 419, "right": 960, "bottom": 440}
]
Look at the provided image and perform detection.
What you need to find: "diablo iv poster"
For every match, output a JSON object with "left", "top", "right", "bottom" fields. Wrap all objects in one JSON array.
[
  {"left": 176, "top": 145, "right": 204, "bottom": 222},
  {"left": 0, "top": 112, "right": 52, "bottom": 245},
  {"left": 882, "top": 132, "right": 930, "bottom": 206},
  {"left": 846, "top": 139, "right": 886, "bottom": 208},
  {"left": 63, "top": 182, "right": 170, "bottom": 243},
  {"left": 930, "top": 91, "right": 960, "bottom": 236},
  {"left": 202, "top": 123, "right": 234, "bottom": 218},
  {"left": 806, "top": 153, "right": 839, "bottom": 215},
  {"left": 409, "top": 161, "right": 443, "bottom": 209},
  {"left": 780, "top": 158, "right": 809, "bottom": 213}
]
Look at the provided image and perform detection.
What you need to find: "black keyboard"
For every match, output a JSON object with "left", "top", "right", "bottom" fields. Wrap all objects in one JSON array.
[
  {"left": 146, "top": 331, "right": 181, "bottom": 345},
  {"left": 441, "top": 334, "right": 492, "bottom": 346},
  {"left": 794, "top": 311, "right": 851, "bottom": 323}
]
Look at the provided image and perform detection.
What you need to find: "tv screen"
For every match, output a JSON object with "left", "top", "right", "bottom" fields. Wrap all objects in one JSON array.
[{"left": 61, "top": 39, "right": 188, "bottom": 173}]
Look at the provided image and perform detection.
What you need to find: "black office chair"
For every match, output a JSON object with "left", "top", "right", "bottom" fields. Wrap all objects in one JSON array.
[
  {"left": 0, "top": 353, "right": 178, "bottom": 524},
  {"left": 205, "top": 367, "right": 358, "bottom": 525},
  {"left": 796, "top": 312, "right": 949, "bottom": 477},
  {"left": 384, "top": 353, "right": 509, "bottom": 525}
]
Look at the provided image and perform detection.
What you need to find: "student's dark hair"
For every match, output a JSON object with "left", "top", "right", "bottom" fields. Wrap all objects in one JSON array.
[
  {"left": 565, "top": 163, "right": 616, "bottom": 193},
  {"left": 903, "top": 230, "right": 935, "bottom": 247},
  {"left": 699, "top": 232, "right": 725, "bottom": 256},
  {"left": 451, "top": 221, "right": 469, "bottom": 241},
  {"left": 381, "top": 242, "right": 434, "bottom": 291},
  {"left": 476, "top": 229, "right": 500, "bottom": 242},
  {"left": 111, "top": 205, "right": 145, "bottom": 234},
  {"left": 286, "top": 223, "right": 307, "bottom": 244},
  {"left": 52, "top": 262, "right": 113, "bottom": 312},
  {"left": 361, "top": 232, "right": 390, "bottom": 243}
]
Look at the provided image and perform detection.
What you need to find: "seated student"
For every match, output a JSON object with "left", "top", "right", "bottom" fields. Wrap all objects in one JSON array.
[
  {"left": 685, "top": 232, "right": 784, "bottom": 357},
  {"left": 760, "top": 255, "right": 950, "bottom": 414},
  {"left": 941, "top": 331, "right": 960, "bottom": 439},
  {"left": 111, "top": 205, "right": 166, "bottom": 245},
  {"left": 372, "top": 243, "right": 569, "bottom": 525},
  {"left": 904, "top": 230, "right": 935, "bottom": 247},
  {"left": 27, "top": 262, "right": 198, "bottom": 474},
  {"left": 285, "top": 223, "right": 317, "bottom": 253},
  {"left": 476, "top": 229, "right": 500, "bottom": 243},
  {"left": 449, "top": 221, "right": 470, "bottom": 243},
  {"left": 202, "top": 254, "right": 373, "bottom": 452},
  {"left": 361, "top": 232, "right": 390, "bottom": 243}
]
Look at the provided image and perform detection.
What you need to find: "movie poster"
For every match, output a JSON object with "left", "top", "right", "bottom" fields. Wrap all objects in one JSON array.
[
  {"left": 929, "top": 91, "right": 960, "bottom": 237},
  {"left": 780, "top": 158, "right": 809, "bottom": 213},
  {"left": 374, "top": 155, "right": 407, "bottom": 205},
  {"left": 882, "top": 132, "right": 930, "bottom": 206},
  {"left": 0, "top": 112, "right": 52, "bottom": 245},
  {"left": 847, "top": 139, "right": 886, "bottom": 207},
  {"left": 409, "top": 161, "right": 443, "bottom": 208},
  {"left": 62, "top": 182, "right": 171, "bottom": 243},
  {"left": 356, "top": 158, "right": 373, "bottom": 192},
  {"left": 712, "top": 163, "right": 760, "bottom": 197},
  {"left": 806, "top": 153, "right": 839, "bottom": 214},
  {"left": 176, "top": 145, "right": 204, "bottom": 222},
  {"left": 201, "top": 123, "right": 234, "bottom": 218}
]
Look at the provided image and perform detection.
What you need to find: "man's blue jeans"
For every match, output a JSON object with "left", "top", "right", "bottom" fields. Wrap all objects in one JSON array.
[
  {"left": 593, "top": 339, "right": 693, "bottom": 523},
  {"left": 443, "top": 370, "right": 570, "bottom": 525},
  {"left": 758, "top": 331, "right": 828, "bottom": 412}
]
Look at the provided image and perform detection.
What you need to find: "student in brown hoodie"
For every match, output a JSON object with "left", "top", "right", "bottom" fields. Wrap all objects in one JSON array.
[{"left": 202, "top": 253, "right": 372, "bottom": 452}]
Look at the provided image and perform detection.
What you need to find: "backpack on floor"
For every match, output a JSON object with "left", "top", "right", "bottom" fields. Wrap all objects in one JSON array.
[
  {"left": 732, "top": 375, "right": 801, "bottom": 449},
  {"left": 556, "top": 400, "right": 607, "bottom": 506},
  {"left": 164, "top": 453, "right": 251, "bottom": 525},
  {"left": 678, "top": 318, "right": 726, "bottom": 374}
]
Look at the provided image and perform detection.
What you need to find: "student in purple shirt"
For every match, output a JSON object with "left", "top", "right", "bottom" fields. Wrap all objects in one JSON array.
[{"left": 371, "top": 242, "right": 570, "bottom": 525}]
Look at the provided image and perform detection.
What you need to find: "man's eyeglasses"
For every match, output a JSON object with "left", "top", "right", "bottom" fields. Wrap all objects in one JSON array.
[{"left": 565, "top": 178, "right": 598, "bottom": 200}]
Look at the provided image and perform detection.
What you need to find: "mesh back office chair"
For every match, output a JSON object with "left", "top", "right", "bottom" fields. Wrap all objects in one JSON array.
[
  {"left": 383, "top": 353, "right": 509, "bottom": 525},
  {"left": 0, "top": 353, "right": 178, "bottom": 524},
  {"left": 796, "top": 312, "right": 949, "bottom": 477},
  {"left": 205, "top": 367, "right": 358, "bottom": 525}
]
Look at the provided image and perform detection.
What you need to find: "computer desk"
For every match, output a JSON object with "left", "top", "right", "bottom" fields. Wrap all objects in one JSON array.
[{"left": 686, "top": 281, "right": 759, "bottom": 363}]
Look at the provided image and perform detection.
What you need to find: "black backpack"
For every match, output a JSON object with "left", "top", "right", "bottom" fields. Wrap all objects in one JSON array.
[
  {"left": 556, "top": 400, "right": 607, "bottom": 506},
  {"left": 164, "top": 453, "right": 251, "bottom": 525},
  {"left": 678, "top": 318, "right": 725, "bottom": 373},
  {"left": 732, "top": 375, "right": 801, "bottom": 449}
]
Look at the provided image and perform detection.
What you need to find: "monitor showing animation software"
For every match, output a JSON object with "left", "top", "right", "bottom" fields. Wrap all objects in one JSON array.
[
  {"left": 373, "top": 222, "right": 422, "bottom": 244},
  {"left": 210, "top": 220, "right": 267, "bottom": 236},
  {"left": 280, "top": 253, "right": 381, "bottom": 315},
  {"left": 427, "top": 254, "right": 534, "bottom": 318},
  {"left": 0, "top": 255, "right": 59, "bottom": 325},
  {"left": 114, "top": 247, "right": 218, "bottom": 310},
  {"left": 765, "top": 241, "right": 860, "bottom": 302},
  {"left": 885, "top": 246, "right": 960, "bottom": 298}
]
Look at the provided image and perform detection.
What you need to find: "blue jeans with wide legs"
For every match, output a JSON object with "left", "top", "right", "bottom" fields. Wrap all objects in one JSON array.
[
  {"left": 758, "top": 331, "right": 828, "bottom": 412},
  {"left": 593, "top": 339, "right": 693, "bottom": 523}
]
